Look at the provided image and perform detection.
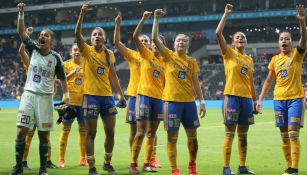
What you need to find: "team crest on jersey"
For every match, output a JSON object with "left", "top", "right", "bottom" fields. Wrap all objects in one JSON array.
[
  {"left": 241, "top": 67, "right": 248, "bottom": 76},
  {"left": 75, "top": 78, "right": 82, "bottom": 85},
  {"left": 33, "top": 74, "right": 41, "bottom": 83},
  {"left": 153, "top": 70, "right": 160, "bottom": 78},
  {"left": 47, "top": 60, "right": 52, "bottom": 67},
  {"left": 178, "top": 71, "right": 186, "bottom": 79},
  {"left": 280, "top": 70, "right": 288, "bottom": 79},
  {"left": 97, "top": 67, "right": 105, "bottom": 75}
]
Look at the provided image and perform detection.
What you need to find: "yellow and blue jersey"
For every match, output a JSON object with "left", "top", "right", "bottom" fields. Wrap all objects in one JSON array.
[
  {"left": 222, "top": 46, "right": 254, "bottom": 98},
  {"left": 124, "top": 48, "right": 141, "bottom": 97},
  {"left": 161, "top": 48, "right": 199, "bottom": 102},
  {"left": 268, "top": 48, "right": 304, "bottom": 100},
  {"left": 137, "top": 46, "right": 164, "bottom": 99},
  {"left": 80, "top": 43, "right": 115, "bottom": 97},
  {"left": 64, "top": 59, "right": 84, "bottom": 106}
]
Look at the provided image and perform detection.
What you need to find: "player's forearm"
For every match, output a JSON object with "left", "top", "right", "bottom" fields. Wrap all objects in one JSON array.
[
  {"left": 75, "top": 12, "right": 85, "bottom": 40},
  {"left": 215, "top": 13, "right": 228, "bottom": 36},
  {"left": 298, "top": 19, "right": 306, "bottom": 49},
  {"left": 192, "top": 73, "right": 204, "bottom": 101},
  {"left": 258, "top": 81, "right": 272, "bottom": 101},
  {"left": 110, "top": 70, "right": 125, "bottom": 99},
  {"left": 133, "top": 18, "right": 145, "bottom": 40},
  {"left": 17, "top": 11, "right": 27, "bottom": 41},
  {"left": 60, "top": 80, "right": 69, "bottom": 94},
  {"left": 114, "top": 24, "right": 127, "bottom": 56},
  {"left": 19, "top": 44, "right": 29, "bottom": 66}
]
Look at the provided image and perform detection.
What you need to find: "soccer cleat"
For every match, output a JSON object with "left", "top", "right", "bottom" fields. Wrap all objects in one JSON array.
[
  {"left": 130, "top": 163, "right": 139, "bottom": 174},
  {"left": 143, "top": 163, "right": 157, "bottom": 172},
  {"left": 89, "top": 167, "right": 100, "bottom": 175},
  {"left": 282, "top": 168, "right": 298, "bottom": 175},
  {"left": 102, "top": 163, "right": 117, "bottom": 175},
  {"left": 21, "top": 161, "right": 32, "bottom": 170},
  {"left": 39, "top": 167, "right": 48, "bottom": 175},
  {"left": 223, "top": 167, "right": 235, "bottom": 175},
  {"left": 188, "top": 162, "right": 197, "bottom": 175},
  {"left": 80, "top": 158, "right": 88, "bottom": 166},
  {"left": 46, "top": 160, "right": 58, "bottom": 169},
  {"left": 149, "top": 159, "right": 162, "bottom": 168},
  {"left": 172, "top": 168, "right": 181, "bottom": 175},
  {"left": 238, "top": 166, "right": 255, "bottom": 174},
  {"left": 58, "top": 159, "right": 65, "bottom": 168},
  {"left": 9, "top": 165, "right": 23, "bottom": 175}
]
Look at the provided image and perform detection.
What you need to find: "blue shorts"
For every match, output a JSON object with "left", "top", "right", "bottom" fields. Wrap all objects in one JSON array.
[
  {"left": 274, "top": 98, "right": 304, "bottom": 127},
  {"left": 222, "top": 95, "right": 254, "bottom": 125},
  {"left": 63, "top": 105, "right": 84, "bottom": 124},
  {"left": 126, "top": 96, "right": 136, "bottom": 124},
  {"left": 135, "top": 95, "right": 163, "bottom": 121},
  {"left": 164, "top": 101, "right": 200, "bottom": 132},
  {"left": 82, "top": 95, "right": 118, "bottom": 119}
]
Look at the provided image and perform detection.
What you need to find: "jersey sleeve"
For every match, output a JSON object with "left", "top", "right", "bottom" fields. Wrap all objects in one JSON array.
[
  {"left": 191, "top": 58, "right": 200, "bottom": 73},
  {"left": 125, "top": 48, "right": 138, "bottom": 62},
  {"left": 80, "top": 43, "right": 91, "bottom": 58},
  {"left": 221, "top": 46, "right": 233, "bottom": 60},
  {"left": 268, "top": 57, "right": 275, "bottom": 70},
  {"left": 54, "top": 53, "right": 66, "bottom": 80},
  {"left": 22, "top": 37, "right": 39, "bottom": 56},
  {"left": 161, "top": 47, "right": 173, "bottom": 62},
  {"left": 108, "top": 50, "right": 116, "bottom": 65}
]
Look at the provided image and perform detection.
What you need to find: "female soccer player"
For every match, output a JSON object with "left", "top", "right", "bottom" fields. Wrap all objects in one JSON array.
[
  {"left": 215, "top": 4, "right": 257, "bottom": 175},
  {"left": 114, "top": 13, "right": 162, "bottom": 171},
  {"left": 152, "top": 9, "right": 206, "bottom": 175},
  {"left": 129, "top": 11, "right": 165, "bottom": 174},
  {"left": 256, "top": 5, "right": 306, "bottom": 175},
  {"left": 58, "top": 43, "right": 87, "bottom": 168},
  {"left": 18, "top": 27, "right": 58, "bottom": 170},
  {"left": 75, "top": 3, "right": 126, "bottom": 175},
  {"left": 10, "top": 3, "right": 69, "bottom": 175}
]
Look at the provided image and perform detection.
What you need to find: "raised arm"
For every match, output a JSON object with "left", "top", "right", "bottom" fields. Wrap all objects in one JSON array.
[
  {"left": 132, "top": 11, "right": 152, "bottom": 53},
  {"left": 192, "top": 73, "right": 206, "bottom": 118},
  {"left": 256, "top": 70, "right": 275, "bottom": 113},
  {"left": 215, "top": 4, "right": 233, "bottom": 54},
  {"left": 114, "top": 14, "right": 127, "bottom": 56},
  {"left": 17, "top": 3, "right": 28, "bottom": 41},
  {"left": 18, "top": 27, "right": 33, "bottom": 67},
  {"left": 109, "top": 64, "right": 127, "bottom": 107},
  {"left": 152, "top": 9, "right": 168, "bottom": 57},
  {"left": 296, "top": 5, "right": 307, "bottom": 49},
  {"left": 75, "top": 3, "right": 91, "bottom": 52}
]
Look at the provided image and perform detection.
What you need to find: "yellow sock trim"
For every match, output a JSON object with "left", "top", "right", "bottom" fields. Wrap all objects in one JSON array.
[
  {"left": 223, "top": 132, "right": 235, "bottom": 167},
  {"left": 104, "top": 152, "right": 113, "bottom": 164},
  {"left": 289, "top": 131, "right": 300, "bottom": 169}
]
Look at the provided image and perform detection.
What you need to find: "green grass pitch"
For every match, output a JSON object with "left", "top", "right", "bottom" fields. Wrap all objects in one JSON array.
[{"left": 0, "top": 108, "right": 306, "bottom": 175}]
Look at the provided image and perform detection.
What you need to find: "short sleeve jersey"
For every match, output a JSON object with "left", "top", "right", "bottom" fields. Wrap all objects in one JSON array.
[
  {"left": 137, "top": 46, "right": 164, "bottom": 99},
  {"left": 64, "top": 59, "right": 84, "bottom": 106},
  {"left": 124, "top": 48, "right": 141, "bottom": 97},
  {"left": 161, "top": 48, "right": 199, "bottom": 102},
  {"left": 81, "top": 44, "right": 115, "bottom": 96},
  {"left": 268, "top": 48, "right": 305, "bottom": 100},
  {"left": 222, "top": 46, "right": 254, "bottom": 98}
]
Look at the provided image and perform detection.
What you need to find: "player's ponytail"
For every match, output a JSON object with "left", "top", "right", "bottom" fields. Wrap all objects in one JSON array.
[{"left": 103, "top": 45, "right": 110, "bottom": 66}]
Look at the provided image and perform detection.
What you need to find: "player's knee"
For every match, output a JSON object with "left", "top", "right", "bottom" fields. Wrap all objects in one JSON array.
[
  {"left": 87, "top": 130, "right": 97, "bottom": 140},
  {"left": 289, "top": 130, "right": 300, "bottom": 141},
  {"left": 168, "top": 136, "right": 178, "bottom": 144},
  {"left": 225, "top": 132, "right": 235, "bottom": 139},
  {"left": 135, "top": 131, "right": 145, "bottom": 139},
  {"left": 146, "top": 130, "right": 156, "bottom": 138},
  {"left": 62, "top": 125, "right": 71, "bottom": 133}
]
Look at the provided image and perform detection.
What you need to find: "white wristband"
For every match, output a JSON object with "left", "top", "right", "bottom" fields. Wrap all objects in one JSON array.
[
  {"left": 64, "top": 92, "right": 69, "bottom": 99},
  {"left": 18, "top": 11, "right": 24, "bottom": 20},
  {"left": 200, "top": 100, "right": 205, "bottom": 105}
]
